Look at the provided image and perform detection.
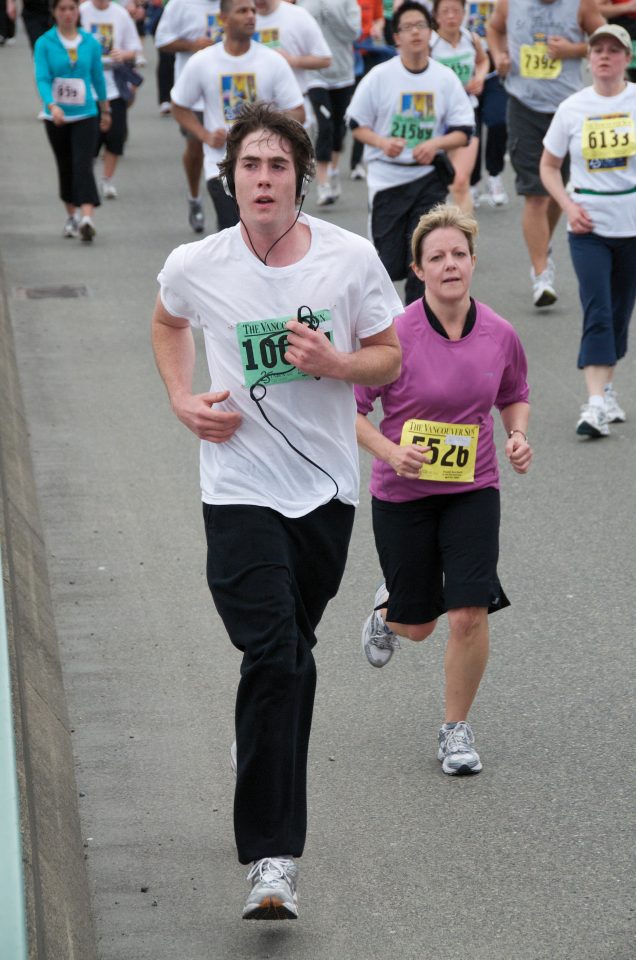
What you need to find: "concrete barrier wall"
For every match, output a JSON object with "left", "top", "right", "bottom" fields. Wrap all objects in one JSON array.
[{"left": 0, "top": 260, "right": 97, "bottom": 960}]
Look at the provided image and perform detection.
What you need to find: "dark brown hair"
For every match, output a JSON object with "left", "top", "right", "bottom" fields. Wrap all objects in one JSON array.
[{"left": 218, "top": 102, "right": 315, "bottom": 200}]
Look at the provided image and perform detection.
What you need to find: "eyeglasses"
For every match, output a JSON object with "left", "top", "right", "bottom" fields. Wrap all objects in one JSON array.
[{"left": 397, "top": 20, "right": 430, "bottom": 33}]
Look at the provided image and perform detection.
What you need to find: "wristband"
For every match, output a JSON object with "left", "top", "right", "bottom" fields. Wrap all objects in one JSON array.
[{"left": 508, "top": 429, "right": 527, "bottom": 442}]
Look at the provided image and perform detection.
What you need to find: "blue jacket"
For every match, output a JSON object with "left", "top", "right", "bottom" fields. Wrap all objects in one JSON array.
[{"left": 34, "top": 27, "right": 107, "bottom": 120}]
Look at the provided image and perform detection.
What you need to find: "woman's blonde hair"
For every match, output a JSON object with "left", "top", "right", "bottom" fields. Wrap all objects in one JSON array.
[{"left": 411, "top": 203, "right": 479, "bottom": 265}]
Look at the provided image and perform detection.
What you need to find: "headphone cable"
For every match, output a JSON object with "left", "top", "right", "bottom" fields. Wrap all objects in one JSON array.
[
  {"left": 239, "top": 196, "right": 306, "bottom": 266},
  {"left": 249, "top": 375, "right": 339, "bottom": 501}
]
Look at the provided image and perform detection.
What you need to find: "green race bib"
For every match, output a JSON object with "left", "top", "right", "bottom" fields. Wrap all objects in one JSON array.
[
  {"left": 236, "top": 310, "right": 332, "bottom": 388},
  {"left": 436, "top": 54, "right": 474, "bottom": 87},
  {"left": 390, "top": 113, "right": 433, "bottom": 148}
]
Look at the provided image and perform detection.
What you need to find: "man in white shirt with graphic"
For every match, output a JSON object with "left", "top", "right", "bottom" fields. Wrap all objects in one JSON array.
[
  {"left": 487, "top": 0, "right": 603, "bottom": 307},
  {"left": 155, "top": 0, "right": 222, "bottom": 232},
  {"left": 254, "top": 0, "right": 331, "bottom": 106},
  {"left": 170, "top": 0, "right": 305, "bottom": 232},
  {"left": 348, "top": 0, "right": 474, "bottom": 303},
  {"left": 152, "top": 102, "right": 402, "bottom": 920},
  {"left": 80, "top": 0, "right": 141, "bottom": 199}
]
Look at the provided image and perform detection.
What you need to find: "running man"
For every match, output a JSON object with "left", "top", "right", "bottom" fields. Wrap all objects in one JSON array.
[
  {"left": 254, "top": 0, "right": 332, "bottom": 128},
  {"left": 152, "top": 103, "right": 402, "bottom": 920},
  {"left": 487, "top": 0, "right": 603, "bottom": 307},
  {"left": 347, "top": 0, "right": 474, "bottom": 304},
  {"left": 155, "top": 0, "right": 222, "bottom": 232},
  {"left": 170, "top": 0, "right": 305, "bottom": 232}
]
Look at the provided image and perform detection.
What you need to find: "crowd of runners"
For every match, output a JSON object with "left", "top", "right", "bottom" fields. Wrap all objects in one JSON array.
[{"left": 6, "top": 0, "right": 635, "bottom": 925}]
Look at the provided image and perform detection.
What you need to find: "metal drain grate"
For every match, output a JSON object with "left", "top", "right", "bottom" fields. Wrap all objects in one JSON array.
[{"left": 13, "top": 284, "right": 89, "bottom": 300}]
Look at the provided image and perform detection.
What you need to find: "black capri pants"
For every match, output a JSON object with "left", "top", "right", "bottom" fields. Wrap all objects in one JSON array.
[
  {"left": 206, "top": 176, "right": 240, "bottom": 231},
  {"left": 203, "top": 499, "right": 355, "bottom": 864},
  {"left": 44, "top": 116, "right": 101, "bottom": 207},
  {"left": 307, "top": 85, "right": 354, "bottom": 163},
  {"left": 95, "top": 97, "right": 128, "bottom": 156}
]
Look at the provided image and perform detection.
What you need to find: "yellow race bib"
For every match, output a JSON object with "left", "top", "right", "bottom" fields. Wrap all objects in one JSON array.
[
  {"left": 519, "top": 43, "right": 561, "bottom": 79},
  {"left": 400, "top": 419, "right": 480, "bottom": 483},
  {"left": 581, "top": 114, "right": 636, "bottom": 161}
]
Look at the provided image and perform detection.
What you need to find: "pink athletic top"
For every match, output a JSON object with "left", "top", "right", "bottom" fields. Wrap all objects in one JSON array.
[{"left": 355, "top": 298, "right": 530, "bottom": 502}]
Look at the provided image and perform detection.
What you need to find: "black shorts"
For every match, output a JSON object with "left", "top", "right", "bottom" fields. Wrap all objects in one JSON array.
[
  {"left": 372, "top": 487, "right": 510, "bottom": 625},
  {"left": 371, "top": 169, "right": 448, "bottom": 282},
  {"left": 96, "top": 97, "right": 128, "bottom": 156},
  {"left": 507, "top": 95, "right": 569, "bottom": 196}
]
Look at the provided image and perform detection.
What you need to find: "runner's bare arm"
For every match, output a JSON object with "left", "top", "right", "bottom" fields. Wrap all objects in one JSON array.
[
  {"left": 157, "top": 37, "right": 215, "bottom": 53},
  {"left": 486, "top": 0, "right": 510, "bottom": 75},
  {"left": 352, "top": 124, "right": 406, "bottom": 157},
  {"left": 151, "top": 295, "right": 242, "bottom": 442},
  {"left": 284, "top": 321, "right": 401, "bottom": 385},
  {"left": 356, "top": 412, "right": 429, "bottom": 478},
  {"left": 500, "top": 402, "right": 532, "bottom": 474}
]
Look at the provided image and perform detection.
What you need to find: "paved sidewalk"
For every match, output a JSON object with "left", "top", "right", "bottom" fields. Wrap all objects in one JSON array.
[{"left": 1, "top": 32, "right": 635, "bottom": 960}]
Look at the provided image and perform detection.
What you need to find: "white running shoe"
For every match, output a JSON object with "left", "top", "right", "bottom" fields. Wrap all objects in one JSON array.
[
  {"left": 159, "top": 101, "right": 172, "bottom": 116},
  {"left": 361, "top": 582, "right": 399, "bottom": 668},
  {"left": 604, "top": 386, "right": 626, "bottom": 423},
  {"left": 438, "top": 721, "right": 482, "bottom": 775},
  {"left": 79, "top": 216, "right": 96, "bottom": 242},
  {"left": 576, "top": 403, "right": 610, "bottom": 438},
  {"left": 486, "top": 174, "right": 508, "bottom": 206},
  {"left": 188, "top": 198, "right": 205, "bottom": 233},
  {"left": 350, "top": 163, "right": 366, "bottom": 181},
  {"left": 470, "top": 182, "right": 482, "bottom": 208},
  {"left": 328, "top": 167, "right": 341, "bottom": 200},
  {"left": 63, "top": 215, "right": 79, "bottom": 238},
  {"left": 102, "top": 179, "right": 118, "bottom": 200},
  {"left": 316, "top": 182, "right": 334, "bottom": 206},
  {"left": 242, "top": 857, "right": 298, "bottom": 920},
  {"left": 531, "top": 267, "right": 557, "bottom": 307}
]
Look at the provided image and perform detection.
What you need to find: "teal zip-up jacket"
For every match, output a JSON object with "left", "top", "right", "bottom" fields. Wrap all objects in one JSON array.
[{"left": 34, "top": 27, "right": 107, "bottom": 120}]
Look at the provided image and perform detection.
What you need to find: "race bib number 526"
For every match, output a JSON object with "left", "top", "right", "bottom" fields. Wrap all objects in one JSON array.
[{"left": 400, "top": 418, "right": 480, "bottom": 482}]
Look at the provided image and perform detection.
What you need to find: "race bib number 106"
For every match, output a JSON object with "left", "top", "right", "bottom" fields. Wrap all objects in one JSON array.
[
  {"left": 236, "top": 310, "right": 332, "bottom": 387},
  {"left": 400, "top": 418, "right": 480, "bottom": 482}
]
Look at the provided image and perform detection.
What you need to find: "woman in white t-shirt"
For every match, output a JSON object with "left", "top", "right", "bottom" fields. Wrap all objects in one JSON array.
[
  {"left": 430, "top": 0, "right": 487, "bottom": 211},
  {"left": 540, "top": 24, "right": 636, "bottom": 439}
]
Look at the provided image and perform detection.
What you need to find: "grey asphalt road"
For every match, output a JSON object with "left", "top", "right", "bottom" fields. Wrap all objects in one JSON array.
[{"left": 1, "top": 32, "right": 634, "bottom": 960}]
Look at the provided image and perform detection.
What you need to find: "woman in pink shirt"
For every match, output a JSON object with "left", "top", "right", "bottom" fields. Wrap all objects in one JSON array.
[{"left": 355, "top": 203, "right": 532, "bottom": 775}]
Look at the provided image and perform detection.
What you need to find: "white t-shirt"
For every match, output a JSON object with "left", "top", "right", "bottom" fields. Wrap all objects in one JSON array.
[
  {"left": 255, "top": 0, "right": 331, "bottom": 94},
  {"left": 170, "top": 40, "right": 303, "bottom": 179},
  {"left": 155, "top": 0, "right": 222, "bottom": 110},
  {"left": 79, "top": 0, "right": 141, "bottom": 101},
  {"left": 543, "top": 83, "right": 636, "bottom": 238},
  {"left": 347, "top": 56, "right": 475, "bottom": 193},
  {"left": 157, "top": 214, "right": 403, "bottom": 516},
  {"left": 430, "top": 28, "right": 478, "bottom": 107}
]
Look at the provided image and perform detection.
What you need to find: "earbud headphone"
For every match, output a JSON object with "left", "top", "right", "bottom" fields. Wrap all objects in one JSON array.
[{"left": 222, "top": 172, "right": 311, "bottom": 202}]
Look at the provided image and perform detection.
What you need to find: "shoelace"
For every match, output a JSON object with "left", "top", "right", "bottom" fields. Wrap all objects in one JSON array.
[
  {"left": 369, "top": 612, "right": 400, "bottom": 651},
  {"left": 442, "top": 722, "right": 474, "bottom": 756},
  {"left": 247, "top": 858, "right": 294, "bottom": 887}
]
